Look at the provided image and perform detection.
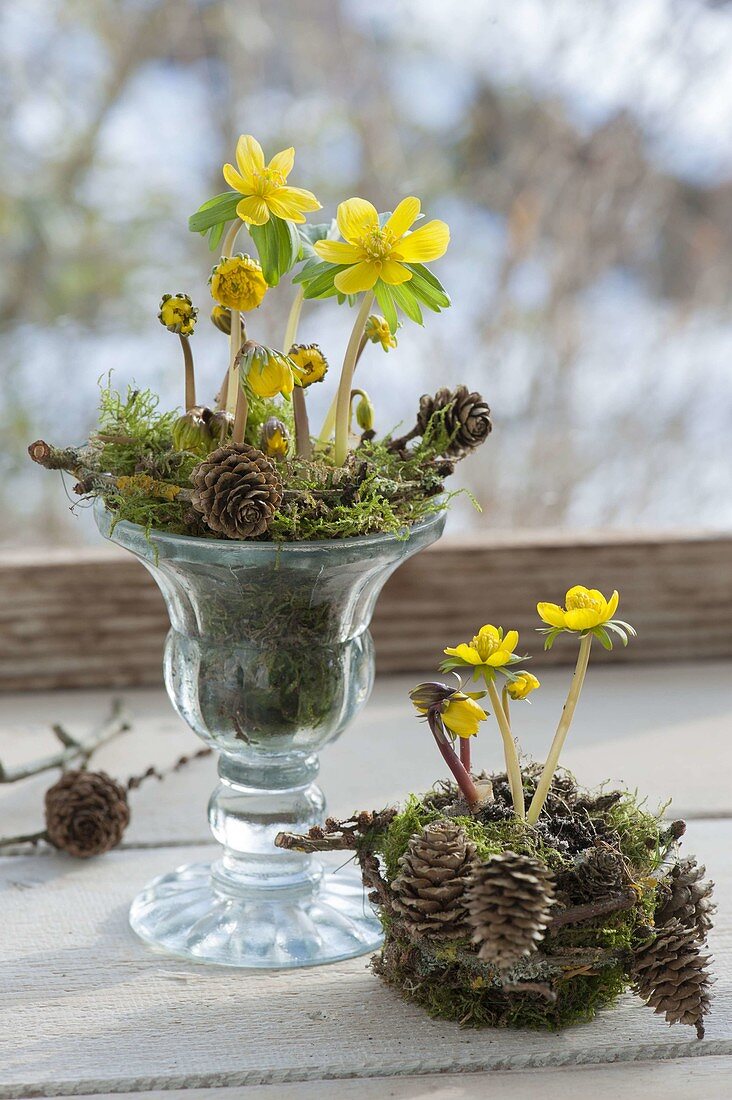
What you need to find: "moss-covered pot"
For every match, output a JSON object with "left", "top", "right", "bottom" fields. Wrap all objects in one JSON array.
[{"left": 359, "top": 769, "right": 688, "bottom": 1030}]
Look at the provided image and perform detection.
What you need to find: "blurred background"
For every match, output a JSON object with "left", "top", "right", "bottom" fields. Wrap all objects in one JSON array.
[{"left": 2, "top": 0, "right": 731, "bottom": 548}]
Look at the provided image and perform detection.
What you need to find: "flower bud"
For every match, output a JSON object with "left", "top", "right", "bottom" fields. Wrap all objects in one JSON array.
[
  {"left": 288, "top": 343, "right": 328, "bottom": 387},
  {"left": 260, "top": 416, "right": 290, "bottom": 459},
  {"left": 364, "top": 314, "right": 397, "bottom": 351},
  {"left": 210, "top": 254, "right": 268, "bottom": 312},
  {"left": 506, "top": 672, "right": 540, "bottom": 701},
  {"left": 158, "top": 293, "right": 198, "bottom": 337},
  {"left": 209, "top": 409, "right": 234, "bottom": 442},
  {"left": 210, "top": 305, "right": 232, "bottom": 334},
  {"left": 409, "top": 681, "right": 456, "bottom": 711},
  {"left": 355, "top": 391, "right": 375, "bottom": 432},
  {"left": 172, "top": 406, "right": 214, "bottom": 456}
]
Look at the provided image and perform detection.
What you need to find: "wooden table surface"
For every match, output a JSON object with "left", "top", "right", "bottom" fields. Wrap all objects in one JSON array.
[{"left": 2, "top": 663, "right": 731, "bottom": 1098}]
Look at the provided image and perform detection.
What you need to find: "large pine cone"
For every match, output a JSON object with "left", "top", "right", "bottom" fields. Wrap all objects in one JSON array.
[
  {"left": 391, "top": 822, "right": 477, "bottom": 939},
  {"left": 190, "top": 443, "right": 282, "bottom": 539},
  {"left": 633, "top": 919, "right": 713, "bottom": 1038},
  {"left": 417, "top": 385, "right": 492, "bottom": 458},
  {"left": 656, "top": 857, "right": 715, "bottom": 942},
  {"left": 465, "top": 851, "right": 556, "bottom": 969},
  {"left": 45, "top": 770, "right": 130, "bottom": 858}
]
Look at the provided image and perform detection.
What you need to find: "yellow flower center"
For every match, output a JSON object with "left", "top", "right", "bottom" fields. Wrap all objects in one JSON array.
[
  {"left": 254, "top": 167, "right": 286, "bottom": 194},
  {"left": 472, "top": 633, "right": 500, "bottom": 661},
  {"left": 359, "top": 226, "right": 396, "bottom": 261},
  {"left": 565, "top": 591, "right": 602, "bottom": 613}
]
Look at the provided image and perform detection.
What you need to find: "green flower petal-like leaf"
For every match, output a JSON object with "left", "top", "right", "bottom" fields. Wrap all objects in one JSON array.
[
  {"left": 189, "top": 191, "right": 241, "bottom": 234},
  {"left": 374, "top": 281, "right": 398, "bottom": 332},
  {"left": 249, "top": 215, "right": 301, "bottom": 287}
]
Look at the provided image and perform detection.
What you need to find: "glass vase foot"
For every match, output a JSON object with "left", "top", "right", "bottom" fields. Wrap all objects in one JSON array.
[{"left": 128, "top": 860, "right": 383, "bottom": 968}]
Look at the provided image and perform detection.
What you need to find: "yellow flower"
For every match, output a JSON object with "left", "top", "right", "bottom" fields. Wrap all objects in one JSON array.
[
  {"left": 538, "top": 586, "right": 620, "bottom": 632},
  {"left": 313, "top": 196, "right": 450, "bottom": 295},
  {"left": 442, "top": 693, "right": 488, "bottom": 739},
  {"left": 288, "top": 343, "right": 328, "bottom": 386},
  {"left": 365, "top": 314, "right": 398, "bottom": 351},
  {"left": 506, "top": 672, "right": 540, "bottom": 701},
  {"left": 444, "top": 624, "right": 519, "bottom": 670},
  {"left": 223, "top": 134, "right": 321, "bottom": 226},
  {"left": 158, "top": 293, "right": 197, "bottom": 337},
  {"left": 409, "top": 680, "right": 488, "bottom": 740},
  {"left": 210, "top": 255, "right": 268, "bottom": 312},
  {"left": 239, "top": 342, "right": 299, "bottom": 399},
  {"left": 260, "top": 416, "right": 290, "bottom": 459}
]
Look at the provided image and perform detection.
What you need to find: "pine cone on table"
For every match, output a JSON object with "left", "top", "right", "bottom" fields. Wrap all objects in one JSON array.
[
  {"left": 190, "top": 443, "right": 282, "bottom": 539},
  {"left": 45, "top": 770, "right": 130, "bottom": 858},
  {"left": 391, "top": 822, "right": 477, "bottom": 940},
  {"left": 633, "top": 919, "right": 713, "bottom": 1038},
  {"left": 416, "top": 385, "right": 492, "bottom": 458},
  {"left": 465, "top": 851, "right": 556, "bottom": 969},
  {"left": 656, "top": 857, "right": 716, "bottom": 942}
]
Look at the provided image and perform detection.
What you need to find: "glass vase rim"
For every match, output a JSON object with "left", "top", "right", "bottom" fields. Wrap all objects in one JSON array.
[{"left": 94, "top": 498, "right": 446, "bottom": 555}]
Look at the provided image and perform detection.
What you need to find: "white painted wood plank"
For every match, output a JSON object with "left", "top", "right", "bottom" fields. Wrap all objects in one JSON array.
[
  {"left": 1, "top": 661, "right": 731, "bottom": 851},
  {"left": 0, "top": 821, "right": 729, "bottom": 1097},
  {"left": 38, "top": 1056, "right": 732, "bottom": 1100}
]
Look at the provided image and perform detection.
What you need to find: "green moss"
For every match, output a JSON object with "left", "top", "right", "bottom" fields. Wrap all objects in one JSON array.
[
  {"left": 604, "top": 792, "right": 669, "bottom": 874},
  {"left": 376, "top": 935, "right": 629, "bottom": 1030},
  {"left": 95, "top": 378, "right": 180, "bottom": 477}
]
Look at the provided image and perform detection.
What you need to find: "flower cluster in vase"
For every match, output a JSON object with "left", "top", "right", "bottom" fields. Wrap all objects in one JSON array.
[{"left": 29, "top": 134, "right": 492, "bottom": 542}]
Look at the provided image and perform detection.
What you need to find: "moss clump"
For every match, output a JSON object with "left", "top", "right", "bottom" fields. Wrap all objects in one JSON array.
[{"left": 365, "top": 768, "right": 674, "bottom": 1031}]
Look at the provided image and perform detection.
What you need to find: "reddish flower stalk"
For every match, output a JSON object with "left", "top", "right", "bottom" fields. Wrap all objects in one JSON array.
[
  {"left": 427, "top": 710, "right": 480, "bottom": 808},
  {"left": 459, "top": 736, "right": 471, "bottom": 773}
]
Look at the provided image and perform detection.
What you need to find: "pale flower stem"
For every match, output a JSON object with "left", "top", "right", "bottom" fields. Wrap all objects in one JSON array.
[
  {"left": 487, "top": 679, "right": 524, "bottom": 818},
  {"left": 179, "top": 335, "right": 196, "bottom": 411},
  {"left": 317, "top": 334, "right": 368, "bottom": 444},
  {"left": 526, "top": 633, "right": 593, "bottom": 825},
  {"left": 459, "top": 736, "right": 471, "bottom": 773},
  {"left": 502, "top": 684, "right": 511, "bottom": 727},
  {"left": 225, "top": 310, "right": 242, "bottom": 416},
  {"left": 221, "top": 219, "right": 244, "bottom": 417},
  {"left": 333, "top": 300, "right": 374, "bottom": 462},
  {"left": 232, "top": 381, "right": 249, "bottom": 445},
  {"left": 283, "top": 287, "right": 312, "bottom": 458}
]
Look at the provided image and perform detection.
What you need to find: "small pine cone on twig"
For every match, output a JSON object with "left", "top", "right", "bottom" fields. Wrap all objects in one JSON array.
[
  {"left": 45, "top": 770, "right": 130, "bottom": 858},
  {"left": 633, "top": 919, "right": 713, "bottom": 1038},
  {"left": 190, "top": 443, "right": 282, "bottom": 539},
  {"left": 656, "top": 857, "right": 716, "bottom": 942},
  {"left": 417, "top": 385, "right": 492, "bottom": 458},
  {"left": 465, "top": 851, "right": 556, "bottom": 969},
  {"left": 391, "top": 822, "right": 477, "bottom": 940}
]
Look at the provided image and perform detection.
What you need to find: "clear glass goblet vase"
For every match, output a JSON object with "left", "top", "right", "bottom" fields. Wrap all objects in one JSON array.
[{"left": 97, "top": 506, "right": 445, "bottom": 968}]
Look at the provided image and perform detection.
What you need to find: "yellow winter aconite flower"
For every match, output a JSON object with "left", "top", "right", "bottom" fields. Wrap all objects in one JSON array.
[
  {"left": 223, "top": 134, "right": 321, "bottom": 226},
  {"left": 441, "top": 693, "right": 488, "bottom": 739},
  {"left": 538, "top": 586, "right": 620, "bottom": 632},
  {"left": 506, "top": 672, "right": 541, "bottom": 701},
  {"left": 158, "top": 293, "right": 198, "bottom": 337},
  {"left": 365, "top": 314, "right": 398, "bottom": 351},
  {"left": 314, "top": 196, "right": 450, "bottom": 295},
  {"left": 443, "top": 624, "right": 520, "bottom": 670},
  {"left": 210, "top": 255, "right": 268, "bottom": 312},
  {"left": 409, "top": 680, "right": 488, "bottom": 740},
  {"left": 239, "top": 342, "right": 300, "bottom": 399},
  {"left": 288, "top": 343, "right": 328, "bottom": 386}
]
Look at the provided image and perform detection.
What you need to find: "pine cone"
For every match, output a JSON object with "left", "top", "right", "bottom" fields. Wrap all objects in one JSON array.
[
  {"left": 190, "top": 443, "right": 282, "bottom": 539},
  {"left": 391, "top": 822, "right": 477, "bottom": 939},
  {"left": 557, "top": 846, "right": 627, "bottom": 904},
  {"left": 465, "top": 851, "right": 556, "bottom": 969},
  {"left": 656, "top": 857, "right": 716, "bottom": 942},
  {"left": 417, "top": 385, "right": 492, "bottom": 458},
  {"left": 45, "top": 770, "right": 130, "bottom": 858},
  {"left": 633, "top": 919, "right": 713, "bottom": 1038}
]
